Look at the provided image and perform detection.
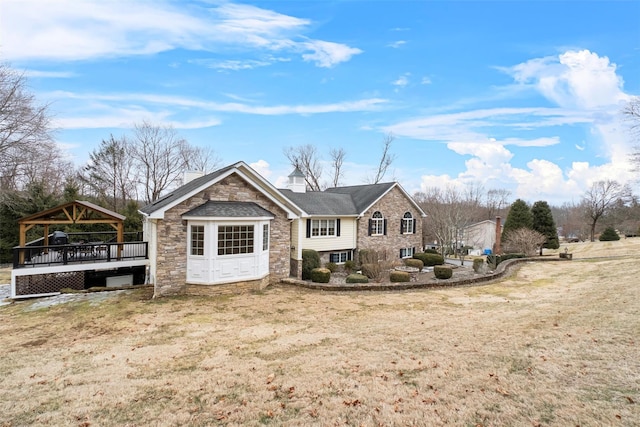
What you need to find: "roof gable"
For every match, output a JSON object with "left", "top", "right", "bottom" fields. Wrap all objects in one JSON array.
[{"left": 139, "top": 162, "right": 302, "bottom": 220}]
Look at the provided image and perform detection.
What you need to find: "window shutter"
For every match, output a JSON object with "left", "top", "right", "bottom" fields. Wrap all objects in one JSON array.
[
  {"left": 412, "top": 247, "right": 416, "bottom": 256},
  {"left": 400, "top": 220, "right": 404, "bottom": 234},
  {"left": 412, "top": 219, "right": 416, "bottom": 234},
  {"left": 383, "top": 219, "right": 387, "bottom": 235},
  {"left": 368, "top": 219, "right": 372, "bottom": 236},
  {"left": 336, "top": 219, "right": 341, "bottom": 237},
  {"left": 348, "top": 251, "right": 352, "bottom": 261},
  {"left": 306, "top": 219, "right": 311, "bottom": 238},
  {"left": 399, "top": 249, "right": 403, "bottom": 258}
]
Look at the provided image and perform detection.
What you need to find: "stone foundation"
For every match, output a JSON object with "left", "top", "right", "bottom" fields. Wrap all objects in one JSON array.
[{"left": 184, "top": 276, "right": 270, "bottom": 296}]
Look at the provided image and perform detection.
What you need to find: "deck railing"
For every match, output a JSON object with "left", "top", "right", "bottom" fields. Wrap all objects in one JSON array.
[{"left": 13, "top": 241, "right": 148, "bottom": 269}]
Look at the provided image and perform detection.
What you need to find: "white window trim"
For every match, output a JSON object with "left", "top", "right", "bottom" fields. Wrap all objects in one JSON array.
[
  {"left": 402, "top": 212, "right": 414, "bottom": 234},
  {"left": 311, "top": 218, "right": 337, "bottom": 238},
  {"left": 371, "top": 211, "right": 384, "bottom": 236},
  {"left": 400, "top": 247, "right": 415, "bottom": 259},
  {"left": 329, "top": 250, "right": 352, "bottom": 264}
]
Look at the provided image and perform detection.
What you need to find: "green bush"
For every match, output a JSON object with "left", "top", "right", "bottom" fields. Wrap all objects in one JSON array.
[
  {"left": 344, "top": 260, "right": 356, "bottom": 273},
  {"left": 361, "top": 263, "right": 382, "bottom": 280},
  {"left": 346, "top": 273, "right": 369, "bottom": 284},
  {"left": 390, "top": 270, "right": 410, "bottom": 282},
  {"left": 425, "top": 248, "right": 439, "bottom": 254},
  {"left": 310, "top": 267, "right": 331, "bottom": 283},
  {"left": 404, "top": 258, "right": 424, "bottom": 270},
  {"left": 599, "top": 227, "right": 620, "bottom": 241},
  {"left": 472, "top": 258, "right": 484, "bottom": 273},
  {"left": 487, "top": 253, "right": 526, "bottom": 267},
  {"left": 324, "top": 262, "right": 337, "bottom": 273},
  {"left": 413, "top": 252, "right": 444, "bottom": 266},
  {"left": 302, "top": 249, "right": 321, "bottom": 280},
  {"left": 434, "top": 265, "right": 452, "bottom": 279}
]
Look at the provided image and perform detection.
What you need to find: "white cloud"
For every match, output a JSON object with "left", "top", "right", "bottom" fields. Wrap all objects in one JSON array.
[
  {"left": 421, "top": 76, "right": 432, "bottom": 85},
  {"left": 1, "top": 0, "right": 361, "bottom": 68},
  {"left": 392, "top": 74, "right": 410, "bottom": 87},
  {"left": 249, "top": 160, "right": 272, "bottom": 179},
  {"left": 387, "top": 40, "right": 407, "bottom": 48},
  {"left": 410, "top": 49, "right": 637, "bottom": 203},
  {"left": 301, "top": 40, "right": 362, "bottom": 68},
  {"left": 24, "top": 70, "right": 77, "bottom": 78}
]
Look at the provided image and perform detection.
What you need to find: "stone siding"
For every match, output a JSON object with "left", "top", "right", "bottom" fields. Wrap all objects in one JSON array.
[
  {"left": 185, "top": 276, "right": 269, "bottom": 296},
  {"left": 154, "top": 173, "right": 291, "bottom": 297},
  {"left": 356, "top": 186, "right": 423, "bottom": 259}
]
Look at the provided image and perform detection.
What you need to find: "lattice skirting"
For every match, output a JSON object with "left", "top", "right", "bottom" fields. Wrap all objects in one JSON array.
[{"left": 15, "top": 271, "right": 85, "bottom": 296}]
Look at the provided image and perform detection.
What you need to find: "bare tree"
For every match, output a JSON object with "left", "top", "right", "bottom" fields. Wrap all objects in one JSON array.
[
  {"left": 623, "top": 96, "right": 640, "bottom": 171},
  {"left": 329, "top": 147, "right": 346, "bottom": 188},
  {"left": 82, "top": 135, "right": 137, "bottom": 211},
  {"left": 485, "top": 188, "right": 512, "bottom": 219},
  {"left": 0, "top": 63, "right": 56, "bottom": 191},
  {"left": 284, "top": 144, "right": 323, "bottom": 191},
  {"left": 415, "top": 184, "right": 482, "bottom": 261},
  {"left": 368, "top": 133, "right": 397, "bottom": 184},
  {"left": 582, "top": 180, "right": 630, "bottom": 242},
  {"left": 130, "top": 121, "right": 190, "bottom": 203},
  {"left": 181, "top": 145, "right": 221, "bottom": 175},
  {"left": 502, "top": 228, "right": 546, "bottom": 256}
]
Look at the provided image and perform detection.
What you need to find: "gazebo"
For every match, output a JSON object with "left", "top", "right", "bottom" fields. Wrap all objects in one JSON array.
[{"left": 18, "top": 200, "right": 125, "bottom": 249}]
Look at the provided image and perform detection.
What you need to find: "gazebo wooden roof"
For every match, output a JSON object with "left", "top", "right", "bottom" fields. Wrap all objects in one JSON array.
[{"left": 18, "top": 200, "right": 125, "bottom": 247}]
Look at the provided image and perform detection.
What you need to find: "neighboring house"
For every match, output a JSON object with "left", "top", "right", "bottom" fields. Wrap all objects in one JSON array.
[
  {"left": 139, "top": 161, "right": 426, "bottom": 297},
  {"left": 463, "top": 219, "right": 501, "bottom": 255}
]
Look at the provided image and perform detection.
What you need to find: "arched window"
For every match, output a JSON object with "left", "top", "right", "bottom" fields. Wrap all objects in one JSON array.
[
  {"left": 401, "top": 212, "right": 415, "bottom": 234},
  {"left": 370, "top": 211, "right": 385, "bottom": 236}
]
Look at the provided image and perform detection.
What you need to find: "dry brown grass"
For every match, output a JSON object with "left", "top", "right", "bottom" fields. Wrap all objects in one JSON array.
[
  {"left": 1, "top": 240, "right": 639, "bottom": 426},
  {"left": 0, "top": 267, "right": 11, "bottom": 284}
]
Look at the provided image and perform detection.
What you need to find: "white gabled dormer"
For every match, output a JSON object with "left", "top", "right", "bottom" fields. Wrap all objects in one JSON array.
[{"left": 288, "top": 168, "right": 306, "bottom": 193}]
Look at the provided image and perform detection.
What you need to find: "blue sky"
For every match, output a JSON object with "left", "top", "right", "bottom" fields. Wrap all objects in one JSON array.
[{"left": 2, "top": 0, "right": 639, "bottom": 204}]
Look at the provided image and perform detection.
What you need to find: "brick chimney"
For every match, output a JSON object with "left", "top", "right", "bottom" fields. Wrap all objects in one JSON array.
[{"left": 494, "top": 216, "right": 502, "bottom": 254}]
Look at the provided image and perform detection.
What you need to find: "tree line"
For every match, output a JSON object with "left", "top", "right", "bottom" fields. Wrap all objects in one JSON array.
[{"left": 1, "top": 62, "right": 639, "bottom": 263}]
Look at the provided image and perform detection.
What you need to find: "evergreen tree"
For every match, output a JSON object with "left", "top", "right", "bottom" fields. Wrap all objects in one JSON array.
[
  {"left": 502, "top": 199, "right": 533, "bottom": 241},
  {"left": 599, "top": 227, "right": 620, "bottom": 241},
  {"left": 532, "top": 200, "right": 560, "bottom": 253}
]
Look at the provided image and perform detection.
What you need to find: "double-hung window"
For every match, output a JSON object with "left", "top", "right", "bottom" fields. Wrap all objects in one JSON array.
[
  {"left": 329, "top": 251, "right": 352, "bottom": 264},
  {"left": 311, "top": 219, "right": 336, "bottom": 237},
  {"left": 400, "top": 247, "right": 415, "bottom": 259},
  {"left": 217, "top": 225, "right": 254, "bottom": 255},
  {"left": 370, "top": 211, "right": 385, "bottom": 236},
  {"left": 402, "top": 212, "right": 415, "bottom": 234}
]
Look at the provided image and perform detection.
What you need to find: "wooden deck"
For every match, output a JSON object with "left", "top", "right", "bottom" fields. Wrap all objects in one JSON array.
[{"left": 13, "top": 242, "right": 148, "bottom": 269}]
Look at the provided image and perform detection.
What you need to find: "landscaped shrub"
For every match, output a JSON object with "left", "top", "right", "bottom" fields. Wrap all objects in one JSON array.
[
  {"left": 404, "top": 258, "right": 424, "bottom": 270},
  {"left": 346, "top": 273, "right": 369, "bottom": 284},
  {"left": 302, "top": 249, "right": 321, "bottom": 280},
  {"left": 361, "top": 263, "right": 382, "bottom": 280},
  {"left": 473, "top": 258, "right": 484, "bottom": 273},
  {"left": 425, "top": 248, "right": 439, "bottom": 254},
  {"left": 599, "top": 227, "right": 620, "bottom": 241},
  {"left": 358, "top": 249, "right": 379, "bottom": 264},
  {"left": 344, "top": 260, "right": 356, "bottom": 273},
  {"left": 324, "top": 262, "right": 337, "bottom": 273},
  {"left": 434, "top": 265, "right": 452, "bottom": 279},
  {"left": 390, "top": 270, "right": 410, "bottom": 282},
  {"left": 413, "top": 252, "right": 444, "bottom": 267},
  {"left": 310, "top": 267, "right": 331, "bottom": 283},
  {"left": 487, "top": 253, "right": 526, "bottom": 268}
]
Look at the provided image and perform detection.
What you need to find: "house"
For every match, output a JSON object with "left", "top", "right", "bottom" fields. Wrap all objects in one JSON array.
[
  {"left": 463, "top": 218, "right": 502, "bottom": 255},
  {"left": 139, "top": 161, "right": 426, "bottom": 297}
]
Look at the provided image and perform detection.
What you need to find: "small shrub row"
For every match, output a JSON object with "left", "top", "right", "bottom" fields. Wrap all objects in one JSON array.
[
  {"left": 434, "top": 265, "right": 452, "bottom": 279},
  {"left": 487, "top": 253, "right": 526, "bottom": 267},
  {"left": 404, "top": 258, "right": 424, "bottom": 270},
  {"left": 346, "top": 273, "right": 368, "bottom": 284},
  {"left": 390, "top": 270, "right": 410, "bottom": 282},
  {"left": 413, "top": 252, "right": 444, "bottom": 267},
  {"left": 310, "top": 267, "right": 331, "bottom": 283}
]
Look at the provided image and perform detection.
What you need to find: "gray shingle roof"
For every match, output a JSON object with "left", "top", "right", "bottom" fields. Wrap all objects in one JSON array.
[
  {"left": 279, "top": 189, "right": 358, "bottom": 215},
  {"left": 139, "top": 164, "right": 236, "bottom": 215},
  {"left": 182, "top": 201, "right": 275, "bottom": 218},
  {"left": 324, "top": 182, "right": 396, "bottom": 213}
]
